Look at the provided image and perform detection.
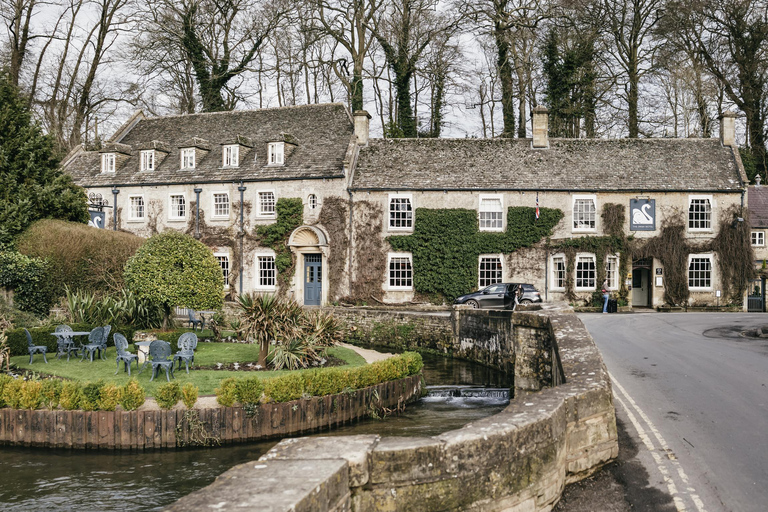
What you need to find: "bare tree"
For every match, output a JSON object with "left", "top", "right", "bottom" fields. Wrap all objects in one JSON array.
[{"left": 1, "top": 0, "right": 42, "bottom": 86}]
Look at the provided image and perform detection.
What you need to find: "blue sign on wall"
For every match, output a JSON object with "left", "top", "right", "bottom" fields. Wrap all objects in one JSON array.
[
  {"left": 88, "top": 211, "right": 105, "bottom": 229},
  {"left": 630, "top": 199, "right": 656, "bottom": 231}
]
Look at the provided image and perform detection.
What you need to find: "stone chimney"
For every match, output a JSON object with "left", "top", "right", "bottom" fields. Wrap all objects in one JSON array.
[
  {"left": 353, "top": 110, "right": 371, "bottom": 146},
  {"left": 720, "top": 111, "right": 736, "bottom": 146},
  {"left": 532, "top": 106, "right": 549, "bottom": 149}
]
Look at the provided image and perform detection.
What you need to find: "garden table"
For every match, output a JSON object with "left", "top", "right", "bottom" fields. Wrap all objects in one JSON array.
[
  {"left": 50, "top": 331, "right": 91, "bottom": 361},
  {"left": 135, "top": 341, "right": 154, "bottom": 365}
]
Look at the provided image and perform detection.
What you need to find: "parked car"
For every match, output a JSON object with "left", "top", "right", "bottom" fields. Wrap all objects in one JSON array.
[{"left": 453, "top": 283, "right": 542, "bottom": 309}]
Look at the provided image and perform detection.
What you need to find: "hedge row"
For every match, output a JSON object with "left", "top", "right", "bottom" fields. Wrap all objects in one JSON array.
[
  {"left": 215, "top": 351, "right": 423, "bottom": 406},
  {"left": 6, "top": 324, "right": 138, "bottom": 356}
]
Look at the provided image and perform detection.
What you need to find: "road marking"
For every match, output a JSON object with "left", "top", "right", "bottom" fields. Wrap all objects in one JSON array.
[{"left": 610, "top": 371, "right": 707, "bottom": 512}]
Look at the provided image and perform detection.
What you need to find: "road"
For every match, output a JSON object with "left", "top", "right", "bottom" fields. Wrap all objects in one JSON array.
[{"left": 574, "top": 313, "right": 768, "bottom": 512}]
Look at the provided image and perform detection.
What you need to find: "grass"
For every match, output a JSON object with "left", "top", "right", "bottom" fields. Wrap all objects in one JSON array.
[{"left": 10, "top": 343, "right": 367, "bottom": 396}]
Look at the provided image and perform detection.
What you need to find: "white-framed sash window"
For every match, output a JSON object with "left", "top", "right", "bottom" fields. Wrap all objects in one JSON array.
[
  {"left": 140, "top": 150, "right": 155, "bottom": 171},
  {"left": 387, "top": 252, "right": 413, "bottom": 290},
  {"left": 268, "top": 142, "right": 284, "bottom": 165},
  {"left": 180, "top": 148, "right": 195, "bottom": 169},
  {"left": 258, "top": 191, "right": 276, "bottom": 217},
  {"left": 129, "top": 195, "right": 145, "bottom": 220},
  {"left": 169, "top": 194, "right": 186, "bottom": 220},
  {"left": 388, "top": 194, "right": 413, "bottom": 230},
  {"left": 575, "top": 254, "right": 596, "bottom": 290},
  {"left": 256, "top": 255, "right": 276, "bottom": 289},
  {"left": 479, "top": 194, "right": 504, "bottom": 231},
  {"left": 223, "top": 145, "right": 239, "bottom": 167},
  {"left": 212, "top": 192, "right": 230, "bottom": 218},
  {"left": 478, "top": 255, "right": 503, "bottom": 288},
  {"left": 688, "top": 254, "right": 713, "bottom": 290},
  {"left": 101, "top": 153, "right": 115, "bottom": 173},
  {"left": 572, "top": 195, "right": 597, "bottom": 232},
  {"left": 688, "top": 195, "right": 713, "bottom": 231}
]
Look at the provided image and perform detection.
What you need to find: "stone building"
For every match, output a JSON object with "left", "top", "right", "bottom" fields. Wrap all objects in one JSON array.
[{"left": 62, "top": 105, "right": 750, "bottom": 309}]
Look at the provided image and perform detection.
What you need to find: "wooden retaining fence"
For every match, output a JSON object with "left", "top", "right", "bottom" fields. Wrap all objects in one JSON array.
[{"left": 0, "top": 374, "right": 422, "bottom": 450}]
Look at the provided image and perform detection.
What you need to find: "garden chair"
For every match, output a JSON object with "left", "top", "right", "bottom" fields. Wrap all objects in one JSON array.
[
  {"left": 80, "top": 327, "right": 105, "bottom": 362},
  {"left": 113, "top": 333, "right": 139, "bottom": 376},
  {"left": 54, "top": 324, "right": 80, "bottom": 361},
  {"left": 98, "top": 325, "right": 111, "bottom": 360},
  {"left": 187, "top": 310, "right": 204, "bottom": 331},
  {"left": 139, "top": 340, "right": 174, "bottom": 382},
  {"left": 24, "top": 328, "right": 48, "bottom": 364},
  {"left": 173, "top": 332, "right": 198, "bottom": 374}
]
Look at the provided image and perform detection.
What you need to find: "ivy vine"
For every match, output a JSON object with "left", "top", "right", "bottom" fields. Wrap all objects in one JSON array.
[
  {"left": 388, "top": 207, "right": 563, "bottom": 300},
  {"left": 256, "top": 198, "right": 303, "bottom": 292}
]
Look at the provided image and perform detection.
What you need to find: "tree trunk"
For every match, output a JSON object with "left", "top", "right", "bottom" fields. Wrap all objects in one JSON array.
[
  {"left": 395, "top": 70, "right": 416, "bottom": 137},
  {"left": 627, "top": 61, "right": 639, "bottom": 138},
  {"left": 494, "top": 27, "right": 515, "bottom": 137}
]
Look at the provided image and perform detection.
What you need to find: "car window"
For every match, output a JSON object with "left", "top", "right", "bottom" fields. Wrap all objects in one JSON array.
[{"left": 485, "top": 284, "right": 505, "bottom": 293}]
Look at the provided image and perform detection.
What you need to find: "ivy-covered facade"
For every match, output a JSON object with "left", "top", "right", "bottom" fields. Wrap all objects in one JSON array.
[{"left": 61, "top": 105, "right": 752, "bottom": 309}]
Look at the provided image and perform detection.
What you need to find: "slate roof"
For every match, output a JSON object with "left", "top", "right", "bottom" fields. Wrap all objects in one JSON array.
[
  {"left": 748, "top": 186, "right": 768, "bottom": 227},
  {"left": 352, "top": 138, "right": 745, "bottom": 192},
  {"left": 64, "top": 103, "right": 354, "bottom": 187}
]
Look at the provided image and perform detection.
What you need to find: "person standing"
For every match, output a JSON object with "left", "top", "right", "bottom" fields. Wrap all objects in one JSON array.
[{"left": 601, "top": 279, "right": 610, "bottom": 313}]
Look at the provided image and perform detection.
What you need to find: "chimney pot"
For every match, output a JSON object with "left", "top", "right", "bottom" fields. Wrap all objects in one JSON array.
[
  {"left": 532, "top": 106, "right": 549, "bottom": 149},
  {"left": 720, "top": 110, "right": 736, "bottom": 146},
  {"left": 354, "top": 110, "right": 371, "bottom": 146}
]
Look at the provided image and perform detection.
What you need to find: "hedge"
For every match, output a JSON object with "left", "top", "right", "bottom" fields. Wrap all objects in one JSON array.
[
  {"left": 6, "top": 324, "right": 138, "bottom": 356},
  {"left": 0, "top": 251, "right": 54, "bottom": 315},
  {"left": 0, "top": 376, "right": 148, "bottom": 411}
]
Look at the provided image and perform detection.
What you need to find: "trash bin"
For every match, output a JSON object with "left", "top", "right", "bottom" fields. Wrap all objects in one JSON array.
[{"left": 608, "top": 299, "right": 618, "bottom": 313}]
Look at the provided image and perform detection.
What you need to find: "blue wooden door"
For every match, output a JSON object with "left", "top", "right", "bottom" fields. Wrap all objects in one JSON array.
[{"left": 304, "top": 254, "right": 322, "bottom": 305}]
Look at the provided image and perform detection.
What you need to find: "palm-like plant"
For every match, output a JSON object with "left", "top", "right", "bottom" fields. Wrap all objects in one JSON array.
[
  {"left": 237, "top": 293, "right": 302, "bottom": 368},
  {"left": 304, "top": 310, "right": 345, "bottom": 347}
]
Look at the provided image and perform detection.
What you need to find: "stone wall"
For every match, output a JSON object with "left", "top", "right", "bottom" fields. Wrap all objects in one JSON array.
[{"left": 167, "top": 307, "right": 618, "bottom": 511}]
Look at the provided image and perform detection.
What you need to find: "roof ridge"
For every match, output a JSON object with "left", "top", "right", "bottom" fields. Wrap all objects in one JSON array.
[{"left": 140, "top": 102, "right": 348, "bottom": 122}]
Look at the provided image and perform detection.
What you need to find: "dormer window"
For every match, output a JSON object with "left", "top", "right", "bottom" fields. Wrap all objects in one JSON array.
[
  {"left": 268, "top": 142, "right": 284, "bottom": 165},
  {"left": 223, "top": 145, "right": 239, "bottom": 167},
  {"left": 101, "top": 153, "right": 115, "bottom": 173},
  {"left": 140, "top": 150, "right": 155, "bottom": 171},
  {"left": 180, "top": 148, "right": 195, "bottom": 169}
]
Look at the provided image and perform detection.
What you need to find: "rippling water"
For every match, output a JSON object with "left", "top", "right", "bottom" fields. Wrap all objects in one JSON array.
[{"left": 0, "top": 352, "right": 510, "bottom": 511}]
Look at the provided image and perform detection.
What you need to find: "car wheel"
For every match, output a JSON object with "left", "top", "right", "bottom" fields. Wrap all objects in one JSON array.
[
  {"left": 520, "top": 299, "right": 532, "bottom": 305},
  {"left": 466, "top": 300, "right": 479, "bottom": 309}
]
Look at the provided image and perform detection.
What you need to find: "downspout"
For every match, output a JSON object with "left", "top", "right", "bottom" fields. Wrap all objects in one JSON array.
[
  {"left": 111, "top": 187, "right": 119, "bottom": 230},
  {"left": 238, "top": 182, "right": 247, "bottom": 295},
  {"left": 194, "top": 187, "right": 202, "bottom": 239}
]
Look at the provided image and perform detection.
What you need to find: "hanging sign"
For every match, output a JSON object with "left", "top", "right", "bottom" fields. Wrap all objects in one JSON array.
[
  {"left": 630, "top": 199, "right": 656, "bottom": 231},
  {"left": 88, "top": 211, "right": 105, "bottom": 229}
]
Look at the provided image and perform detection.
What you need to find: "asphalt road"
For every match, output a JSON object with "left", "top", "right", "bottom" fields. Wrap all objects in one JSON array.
[{"left": 576, "top": 312, "right": 768, "bottom": 512}]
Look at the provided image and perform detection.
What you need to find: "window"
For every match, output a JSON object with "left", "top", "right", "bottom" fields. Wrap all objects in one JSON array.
[
  {"left": 258, "top": 191, "right": 276, "bottom": 216},
  {"left": 257, "top": 256, "right": 276, "bottom": 289},
  {"left": 140, "top": 150, "right": 154, "bottom": 171},
  {"left": 479, "top": 256, "right": 503, "bottom": 288},
  {"left": 388, "top": 194, "right": 413, "bottom": 230},
  {"left": 688, "top": 196, "right": 712, "bottom": 231},
  {"left": 752, "top": 231, "right": 765, "bottom": 247},
  {"left": 170, "top": 194, "right": 186, "bottom": 220},
  {"left": 575, "top": 255, "right": 596, "bottom": 290},
  {"left": 101, "top": 153, "right": 115, "bottom": 173},
  {"left": 180, "top": 148, "right": 195, "bottom": 169},
  {"left": 388, "top": 253, "right": 413, "bottom": 290},
  {"left": 213, "top": 193, "right": 230, "bottom": 217},
  {"left": 308, "top": 194, "right": 318, "bottom": 210},
  {"left": 215, "top": 254, "right": 230, "bottom": 288},
  {"left": 479, "top": 195, "right": 503, "bottom": 231},
  {"left": 552, "top": 255, "right": 566, "bottom": 290},
  {"left": 223, "top": 145, "right": 239, "bottom": 167},
  {"left": 573, "top": 196, "right": 596, "bottom": 231},
  {"left": 605, "top": 255, "right": 619, "bottom": 290},
  {"left": 268, "top": 142, "right": 284, "bottom": 165},
  {"left": 688, "top": 255, "right": 712, "bottom": 289},
  {"left": 129, "top": 196, "right": 145, "bottom": 220}
]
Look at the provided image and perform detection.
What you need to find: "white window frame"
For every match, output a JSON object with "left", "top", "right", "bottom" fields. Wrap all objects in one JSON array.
[
  {"left": 387, "top": 252, "right": 413, "bottom": 291},
  {"left": 605, "top": 254, "right": 619, "bottom": 291},
  {"left": 478, "top": 254, "right": 504, "bottom": 288},
  {"left": 388, "top": 193, "right": 413, "bottom": 231},
  {"left": 688, "top": 195, "right": 713, "bottom": 232},
  {"left": 214, "top": 252, "right": 230, "bottom": 289},
  {"left": 308, "top": 194, "right": 318, "bottom": 210},
  {"left": 574, "top": 253, "right": 597, "bottom": 291},
  {"left": 551, "top": 254, "right": 567, "bottom": 291},
  {"left": 752, "top": 230, "right": 765, "bottom": 247},
  {"left": 257, "top": 190, "right": 277, "bottom": 217},
  {"left": 180, "top": 148, "right": 195, "bottom": 169},
  {"left": 140, "top": 150, "right": 155, "bottom": 172},
  {"left": 212, "top": 192, "right": 230, "bottom": 218},
  {"left": 222, "top": 145, "right": 239, "bottom": 167},
  {"left": 128, "top": 195, "right": 145, "bottom": 220},
  {"left": 572, "top": 195, "right": 597, "bottom": 232},
  {"left": 478, "top": 194, "right": 504, "bottom": 232},
  {"left": 101, "top": 153, "right": 115, "bottom": 173},
  {"left": 688, "top": 253, "right": 714, "bottom": 291},
  {"left": 169, "top": 193, "right": 187, "bottom": 220},
  {"left": 255, "top": 254, "right": 277, "bottom": 290},
  {"left": 268, "top": 142, "right": 284, "bottom": 165}
]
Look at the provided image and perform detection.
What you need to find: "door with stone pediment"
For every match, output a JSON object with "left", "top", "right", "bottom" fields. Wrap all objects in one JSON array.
[{"left": 303, "top": 254, "right": 322, "bottom": 306}]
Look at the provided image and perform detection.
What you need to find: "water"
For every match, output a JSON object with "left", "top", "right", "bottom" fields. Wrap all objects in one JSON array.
[{"left": 0, "top": 353, "right": 510, "bottom": 511}]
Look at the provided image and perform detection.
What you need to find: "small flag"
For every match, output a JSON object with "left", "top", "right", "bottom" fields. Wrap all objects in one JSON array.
[{"left": 535, "top": 192, "right": 540, "bottom": 220}]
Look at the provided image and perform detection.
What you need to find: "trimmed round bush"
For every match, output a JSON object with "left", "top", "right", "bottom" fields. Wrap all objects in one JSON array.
[
  {"left": 20, "top": 380, "right": 43, "bottom": 410},
  {"left": 98, "top": 383, "right": 120, "bottom": 411},
  {"left": 154, "top": 382, "right": 182, "bottom": 409},
  {"left": 118, "top": 379, "right": 145, "bottom": 411},
  {"left": 234, "top": 377, "right": 264, "bottom": 405},
  {"left": 215, "top": 378, "right": 237, "bottom": 407},
  {"left": 181, "top": 382, "right": 198, "bottom": 409},
  {"left": 60, "top": 381, "right": 83, "bottom": 410}
]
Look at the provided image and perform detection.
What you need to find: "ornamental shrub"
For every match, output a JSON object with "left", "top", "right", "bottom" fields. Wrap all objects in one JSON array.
[
  {"left": 20, "top": 380, "right": 43, "bottom": 410},
  {"left": 0, "top": 374, "right": 13, "bottom": 407},
  {"left": 401, "top": 352, "right": 424, "bottom": 375},
  {"left": 98, "top": 383, "right": 120, "bottom": 411},
  {"left": 263, "top": 373, "right": 304, "bottom": 403},
  {"left": 215, "top": 378, "right": 237, "bottom": 407},
  {"left": 118, "top": 379, "right": 145, "bottom": 411},
  {"left": 181, "top": 382, "right": 198, "bottom": 409},
  {"left": 2, "top": 378, "right": 23, "bottom": 408},
  {"left": 81, "top": 380, "right": 105, "bottom": 411},
  {"left": 154, "top": 382, "right": 182, "bottom": 409},
  {"left": 41, "top": 379, "right": 62, "bottom": 410},
  {"left": 59, "top": 381, "right": 83, "bottom": 410},
  {"left": 0, "top": 251, "right": 55, "bottom": 315},
  {"left": 234, "top": 377, "right": 264, "bottom": 405},
  {"left": 123, "top": 232, "right": 223, "bottom": 328}
]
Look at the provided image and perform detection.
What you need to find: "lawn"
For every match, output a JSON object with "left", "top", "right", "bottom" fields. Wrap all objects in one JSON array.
[{"left": 11, "top": 342, "right": 367, "bottom": 395}]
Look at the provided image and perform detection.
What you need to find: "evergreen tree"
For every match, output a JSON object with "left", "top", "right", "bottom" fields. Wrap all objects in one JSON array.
[{"left": 0, "top": 75, "right": 88, "bottom": 248}]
